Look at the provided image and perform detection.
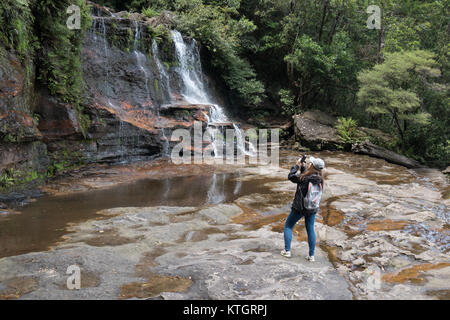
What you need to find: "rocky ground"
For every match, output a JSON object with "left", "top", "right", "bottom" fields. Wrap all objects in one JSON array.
[{"left": 0, "top": 151, "right": 448, "bottom": 300}]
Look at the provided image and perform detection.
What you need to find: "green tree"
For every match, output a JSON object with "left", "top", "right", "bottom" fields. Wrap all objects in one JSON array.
[{"left": 357, "top": 50, "right": 440, "bottom": 148}]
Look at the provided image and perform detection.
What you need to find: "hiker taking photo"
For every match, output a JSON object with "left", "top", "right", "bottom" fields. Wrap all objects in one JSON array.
[{"left": 281, "top": 155, "right": 325, "bottom": 261}]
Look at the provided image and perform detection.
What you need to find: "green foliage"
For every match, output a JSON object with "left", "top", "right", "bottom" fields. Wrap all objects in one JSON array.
[
  {"left": 278, "top": 89, "right": 295, "bottom": 116},
  {"left": 176, "top": 1, "right": 266, "bottom": 106},
  {"left": 147, "top": 24, "right": 169, "bottom": 43},
  {"left": 357, "top": 50, "right": 440, "bottom": 147},
  {"left": 35, "top": 0, "right": 91, "bottom": 101},
  {"left": 142, "top": 7, "right": 160, "bottom": 18},
  {"left": 33, "top": 0, "right": 92, "bottom": 138},
  {"left": 46, "top": 148, "right": 87, "bottom": 178},
  {"left": 0, "top": 168, "right": 44, "bottom": 191},
  {"left": 46, "top": 162, "right": 66, "bottom": 177},
  {"left": 3, "top": 133, "right": 17, "bottom": 143},
  {"left": 0, "top": 173, "right": 14, "bottom": 189},
  {"left": 0, "top": 0, "right": 38, "bottom": 63},
  {"left": 335, "top": 117, "right": 358, "bottom": 143}
]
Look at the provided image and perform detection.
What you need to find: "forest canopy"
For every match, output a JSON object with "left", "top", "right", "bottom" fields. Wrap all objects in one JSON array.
[
  {"left": 2, "top": 0, "right": 448, "bottom": 166},
  {"left": 92, "top": 0, "right": 448, "bottom": 166}
]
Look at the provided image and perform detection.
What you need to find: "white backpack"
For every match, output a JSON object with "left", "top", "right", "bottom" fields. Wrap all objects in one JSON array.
[{"left": 303, "top": 181, "right": 323, "bottom": 211}]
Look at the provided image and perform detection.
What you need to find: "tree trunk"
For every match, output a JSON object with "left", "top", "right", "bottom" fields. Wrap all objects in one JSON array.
[
  {"left": 318, "top": 0, "right": 329, "bottom": 42},
  {"left": 352, "top": 141, "right": 422, "bottom": 168},
  {"left": 327, "top": 10, "right": 341, "bottom": 45},
  {"left": 392, "top": 112, "right": 404, "bottom": 149}
]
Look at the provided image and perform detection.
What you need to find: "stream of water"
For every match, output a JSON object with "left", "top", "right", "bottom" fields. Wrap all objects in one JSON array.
[{"left": 170, "top": 30, "right": 254, "bottom": 157}]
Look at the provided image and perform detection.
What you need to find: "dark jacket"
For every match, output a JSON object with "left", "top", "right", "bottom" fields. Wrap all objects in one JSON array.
[{"left": 288, "top": 164, "right": 323, "bottom": 215}]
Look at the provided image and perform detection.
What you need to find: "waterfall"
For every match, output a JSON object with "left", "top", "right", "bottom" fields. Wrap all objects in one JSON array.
[
  {"left": 161, "top": 128, "right": 169, "bottom": 157},
  {"left": 91, "top": 15, "right": 128, "bottom": 162},
  {"left": 151, "top": 39, "right": 172, "bottom": 156},
  {"left": 170, "top": 30, "right": 255, "bottom": 157},
  {"left": 133, "top": 21, "right": 151, "bottom": 104},
  {"left": 89, "top": 14, "right": 255, "bottom": 161},
  {"left": 171, "top": 30, "right": 209, "bottom": 104},
  {"left": 152, "top": 39, "right": 173, "bottom": 104}
]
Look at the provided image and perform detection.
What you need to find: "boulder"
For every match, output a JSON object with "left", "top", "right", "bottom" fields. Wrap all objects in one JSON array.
[
  {"left": 293, "top": 110, "right": 343, "bottom": 150},
  {"left": 351, "top": 141, "right": 423, "bottom": 169}
]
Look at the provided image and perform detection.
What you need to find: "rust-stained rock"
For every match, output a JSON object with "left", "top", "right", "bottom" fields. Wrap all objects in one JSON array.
[
  {"left": 0, "top": 48, "right": 41, "bottom": 143},
  {"left": 36, "top": 91, "right": 82, "bottom": 141},
  {"left": 382, "top": 263, "right": 450, "bottom": 284},
  {"left": 0, "top": 276, "right": 38, "bottom": 300},
  {"left": 0, "top": 141, "right": 48, "bottom": 174},
  {"left": 119, "top": 275, "right": 192, "bottom": 299},
  {"left": 119, "top": 249, "right": 192, "bottom": 299},
  {"left": 366, "top": 219, "right": 410, "bottom": 232}
]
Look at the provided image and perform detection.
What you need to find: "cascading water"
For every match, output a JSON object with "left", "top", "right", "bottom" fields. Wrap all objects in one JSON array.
[
  {"left": 170, "top": 30, "right": 255, "bottom": 157},
  {"left": 152, "top": 39, "right": 173, "bottom": 104},
  {"left": 171, "top": 30, "right": 209, "bottom": 104},
  {"left": 91, "top": 13, "right": 128, "bottom": 163},
  {"left": 151, "top": 39, "right": 172, "bottom": 157},
  {"left": 133, "top": 21, "right": 151, "bottom": 104},
  {"left": 91, "top": 13, "right": 254, "bottom": 160},
  {"left": 161, "top": 128, "right": 170, "bottom": 157}
]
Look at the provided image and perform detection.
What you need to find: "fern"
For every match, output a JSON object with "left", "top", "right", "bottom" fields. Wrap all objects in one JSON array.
[{"left": 335, "top": 117, "right": 358, "bottom": 143}]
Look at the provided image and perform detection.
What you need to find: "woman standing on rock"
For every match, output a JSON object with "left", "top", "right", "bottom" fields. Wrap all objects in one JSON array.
[{"left": 281, "top": 156, "right": 325, "bottom": 261}]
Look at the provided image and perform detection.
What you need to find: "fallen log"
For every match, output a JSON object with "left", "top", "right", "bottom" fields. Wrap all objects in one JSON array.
[{"left": 351, "top": 141, "right": 423, "bottom": 169}]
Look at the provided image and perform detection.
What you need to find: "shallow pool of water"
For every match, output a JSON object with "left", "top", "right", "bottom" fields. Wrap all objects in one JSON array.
[{"left": 0, "top": 171, "right": 277, "bottom": 258}]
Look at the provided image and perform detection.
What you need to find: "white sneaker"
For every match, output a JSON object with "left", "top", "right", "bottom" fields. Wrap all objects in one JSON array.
[
  {"left": 280, "top": 249, "right": 291, "bottom": 258},
  {"left": 305, "top": 255, "right": 315, "bottom": 262}
]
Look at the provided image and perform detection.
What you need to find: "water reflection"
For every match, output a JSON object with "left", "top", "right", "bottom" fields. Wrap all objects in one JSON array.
[
  {"left": 0, "top": 172, "right": 275, "bottom": 258},
  {"left": 207, "top": 173, "right": 225, "bottom": 204}
]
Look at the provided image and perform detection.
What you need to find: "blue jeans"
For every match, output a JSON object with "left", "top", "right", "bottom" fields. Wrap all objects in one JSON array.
[{"left": 284, "top": 209, "right": 316, "bottom": 256}]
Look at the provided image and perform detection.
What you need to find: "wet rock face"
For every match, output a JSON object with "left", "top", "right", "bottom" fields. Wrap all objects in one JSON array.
[
  {"left": 0, "top": 142, "right": 48, "bottom": 175},
  {"left": 1, "top": 1, "right": 244, "bottom": 192},
  {"left": 0, "top": 49, "right": 40, "bottom": 143},
  {"left": 80, "top": 14, "right": 212, "bottom": 163},
  {"left": 0, "top": 4, "right": 216, "bottom": 180},
  {"left": 36, "top": 91, "right": 83, "bottom": 142},
  {"left": 0, "top": 46, "right": 48, "bottom": 179}
]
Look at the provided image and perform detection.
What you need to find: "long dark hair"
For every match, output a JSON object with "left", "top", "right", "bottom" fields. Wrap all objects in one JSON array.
[{"left": 300, "top": 163, "right": 324, "bottom": 183}]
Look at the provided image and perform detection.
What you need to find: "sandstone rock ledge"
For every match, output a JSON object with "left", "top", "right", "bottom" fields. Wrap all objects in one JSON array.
[{"left": 0, "top": 204, "right": 352, "bottom": 300}]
